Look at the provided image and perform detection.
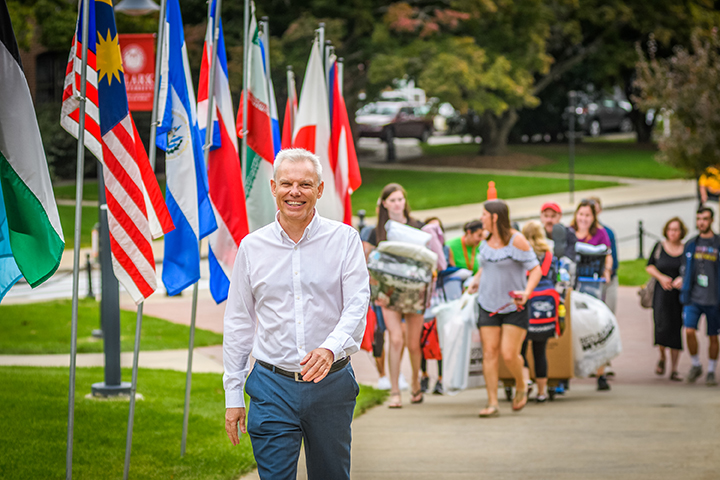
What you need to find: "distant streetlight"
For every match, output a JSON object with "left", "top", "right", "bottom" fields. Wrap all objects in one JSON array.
[{"left": 114, "top": 0, "right": 159, "bottom": 16}]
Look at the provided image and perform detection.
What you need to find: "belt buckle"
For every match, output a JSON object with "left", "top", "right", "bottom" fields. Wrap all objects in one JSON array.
[{"left": 294, "top": 372, "right": 304, "bottom": 382}]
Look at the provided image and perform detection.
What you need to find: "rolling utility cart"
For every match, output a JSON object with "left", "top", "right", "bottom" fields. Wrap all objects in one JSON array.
[{"left": 498, "top": 288, "right": 573, "bottom": 401}]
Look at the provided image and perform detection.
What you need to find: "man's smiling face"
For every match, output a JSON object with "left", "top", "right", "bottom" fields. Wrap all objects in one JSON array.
[{"left": 271, "top": 158, "right": 324, "bottom": 226}]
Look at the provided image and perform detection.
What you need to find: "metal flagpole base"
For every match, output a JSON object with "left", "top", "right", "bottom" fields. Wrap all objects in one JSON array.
[{"left": 91, "top": 381, "right": 132, "bottom": 397}]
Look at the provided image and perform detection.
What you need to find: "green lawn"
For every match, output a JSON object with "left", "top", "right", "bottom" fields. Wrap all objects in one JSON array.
[
  {"left": 58, "top": 204, "right": 98, "bottom": 249},
  {"left": 0, "top": 298, "right": 223, "bottom": 354},
  {"left": 420, "top": 142, "right": 687, "bottom": 179},
  {"left": 54, "top": 179, "right": 167, "bottom": 202},
  {"left": 618, "top": 258, "right": 651, "bottom": 287},
  {"left": 352, "top": 168, "right": 617, "bottom": 215},
  {"left": 513, "top": 143, "right": 685, "bottom": 179},
  {"left": 54, "top": 182, "right": 100, "bottom": 202},
  {"left": 0, "top": 366, "right": 386, "bottom": 479}
]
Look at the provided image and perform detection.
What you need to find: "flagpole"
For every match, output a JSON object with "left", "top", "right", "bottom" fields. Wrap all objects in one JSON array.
[
  {"left": 325, "top": 43, "right": 334, "bottom": 91},
  {"left": 66, "top": 0, "right": 90, "bottom": 477},
  {"left": 338, "top": 57, "right": 344, "bottom": 95},
  {"left": 123, "top": 0, "right": 167, "bottom": 478},
  {"left": 181, "top": 0, "right": 223, "bottom": 457},
  {"left": 241, "top": 0, "right": 249, "bottom": 168},
  {"left": 317, "top": 22, "right": 325, "bottom": 68},
  {"left": 260, "top": 17, "right": 272, "bottom": 123}
]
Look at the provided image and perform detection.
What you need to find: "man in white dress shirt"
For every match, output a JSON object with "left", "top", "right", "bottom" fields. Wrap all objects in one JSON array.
[{"left": 223, "top": 148, "right": 370, "bottom": 480}]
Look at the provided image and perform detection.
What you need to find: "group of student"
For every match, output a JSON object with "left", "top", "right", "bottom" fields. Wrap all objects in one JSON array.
[{"left": 361, "top": 182, "right": 620, "bottom": 415}]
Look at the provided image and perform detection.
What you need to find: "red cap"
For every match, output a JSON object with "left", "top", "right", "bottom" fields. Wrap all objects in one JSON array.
[{"left": 541, "top": 202, "right": 561, "bottom": 214}]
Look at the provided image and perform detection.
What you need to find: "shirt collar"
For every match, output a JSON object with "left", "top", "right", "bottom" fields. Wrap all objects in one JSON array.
[{"left": 273, "top": 208, "right": 322, "bottom": 244}]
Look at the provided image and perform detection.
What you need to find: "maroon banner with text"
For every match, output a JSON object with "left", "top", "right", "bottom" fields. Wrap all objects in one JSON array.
[{"left": 118, "top": 34, "right": 155, "bottom": 112}]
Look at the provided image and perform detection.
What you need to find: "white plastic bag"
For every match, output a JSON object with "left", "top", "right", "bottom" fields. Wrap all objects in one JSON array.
[
  {"left": 570, "top": 290, "right": 622, "bottom": 378},
  {"left": 385, "top": 220, "right": 432, "bottom": 247},
  {"left": 433, "top": 292, "right": 478, "bottom": 394}
]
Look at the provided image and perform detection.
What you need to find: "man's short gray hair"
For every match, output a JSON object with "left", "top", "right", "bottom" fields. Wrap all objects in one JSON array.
[{"left": 273, "top": 148, "right": 323, "bottom": 183}]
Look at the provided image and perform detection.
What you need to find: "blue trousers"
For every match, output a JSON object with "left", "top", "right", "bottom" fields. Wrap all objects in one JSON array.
[{"left": 245, "top": 363, "right": 359, "bottom": 480}]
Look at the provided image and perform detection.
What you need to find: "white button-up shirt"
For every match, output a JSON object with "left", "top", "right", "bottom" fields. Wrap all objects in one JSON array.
[{"left": 223, "top": 211, "right": 370, "bottom": 408}]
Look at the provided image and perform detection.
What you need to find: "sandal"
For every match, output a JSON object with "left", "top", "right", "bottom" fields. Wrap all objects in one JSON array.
[
  {"left": 479, "top": 405, "right": 500, "bottom": 418},
  {"left": 410, "top": 390, "right": 424, "bottom": 404},
  {"left": 512, "top": 388, "right": 528, "bottom": 411},
  {"left": 388, "top": 392, "right": 402, "bottom": 409},
  {"left": 670, "top": 371, "right": 682, "bottom": 382},
  {"left": 656, "top": 359, "right": 665, "bottom": 376}
]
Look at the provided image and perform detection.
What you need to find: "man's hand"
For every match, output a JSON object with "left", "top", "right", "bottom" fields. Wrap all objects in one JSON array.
[
  {"left": 300, "top": 348, "right": 334, "bottom": 383},
  {"left": 225, "top": 407, "right": 246, "bottom": 446}
]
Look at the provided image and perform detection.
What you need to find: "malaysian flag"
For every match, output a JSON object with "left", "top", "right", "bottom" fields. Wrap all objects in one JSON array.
[
  {"left": 61, "top": 0, "right": 174, "bottom": 304},
  {"left": 197, "top": 0, "right": 249, "bottom": 303}
]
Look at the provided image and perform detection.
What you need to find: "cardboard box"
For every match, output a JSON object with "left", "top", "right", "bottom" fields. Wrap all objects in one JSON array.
[{"left": 498, "top": 289, "right": 573, "bottom": 382}]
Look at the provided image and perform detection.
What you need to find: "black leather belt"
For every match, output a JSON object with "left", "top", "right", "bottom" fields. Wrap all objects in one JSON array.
[{"left": 256, "top": 357, "right": 350, "bottom": 382}]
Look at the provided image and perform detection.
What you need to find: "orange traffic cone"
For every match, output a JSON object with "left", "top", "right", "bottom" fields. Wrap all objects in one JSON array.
[{"left": 487, "top": 181, "right": 497, "bottom": 200}]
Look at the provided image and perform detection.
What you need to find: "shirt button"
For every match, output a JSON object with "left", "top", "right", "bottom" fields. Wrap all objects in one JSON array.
[
  {"left": 294, "top": 246, "right": 298, "bottom": 251},
  {"left": 296, "top": 296, "right": 300, "bottom": 300},
  {"left": 295, "top": 272, "right": 298, "bottom": 275}
]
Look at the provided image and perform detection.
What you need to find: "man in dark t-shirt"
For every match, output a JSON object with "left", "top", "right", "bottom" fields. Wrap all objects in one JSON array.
[{"left": 680, "top": 207, "right": 720, "bottom": 386}]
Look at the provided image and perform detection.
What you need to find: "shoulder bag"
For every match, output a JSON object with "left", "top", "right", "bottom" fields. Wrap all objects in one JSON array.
[{"left": 638, "top": 243, "right": 662, "bottom": 309}]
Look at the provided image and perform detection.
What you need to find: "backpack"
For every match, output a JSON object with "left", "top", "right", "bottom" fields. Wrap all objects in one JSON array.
[
  {"left": 527, "top": 251, "right": 561, "bottom": 341},
  {"left": 421, "top": 318, "right": 442, "bottom": 360}
]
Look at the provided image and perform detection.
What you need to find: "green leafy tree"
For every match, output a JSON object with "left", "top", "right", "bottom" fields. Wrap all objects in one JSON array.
[
  {"left": 634, "top": 30, "right": 720, "bottom": 175},
  {"left": 368, "top": 1, "right": 551, "bottom": 155},
  {"left": 532, "top": 0, "right": 719, "bottom": 143}
]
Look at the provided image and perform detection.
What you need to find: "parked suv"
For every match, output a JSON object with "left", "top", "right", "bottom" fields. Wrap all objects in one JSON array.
[
  {"left": 575, "top": 95, "right": 633, "bottom": 137},
  {"left": 356, "top": 101, "right": 434, "bottom": 142}
]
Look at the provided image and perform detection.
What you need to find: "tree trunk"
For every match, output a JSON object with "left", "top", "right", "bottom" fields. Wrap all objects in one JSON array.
[
  {"left": 479, "top": 109, "right": 519, "bottom": 156},
  {"left": 631, "top": 110, "right": 654, "bottom": 144}
]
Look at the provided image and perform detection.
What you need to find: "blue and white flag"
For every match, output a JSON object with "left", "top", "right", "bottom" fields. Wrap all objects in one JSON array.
[
  {"left": 157, "top": 0, "right": 217, "bottom": 296},
  {"left": 259, "top": 32, "right": 281, "bottom": 157}
]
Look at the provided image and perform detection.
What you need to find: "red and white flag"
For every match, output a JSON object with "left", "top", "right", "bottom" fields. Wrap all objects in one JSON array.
[
  {"left": 281, "top": 67, "right": 297, "bottom": 150},
  {"left": 236, "top": 5, "right": 277, "bottom": 231},
  {"left": 61, "top": 0, "right": 173, "bottom": 303},
  {"left": 292, "top": 37, "right": 343, "bottom": 221},
  {"left": 197, "top": 0, "right": 249, "bottom": 304},
  {"left": 329, "top": 56, "right": 361, "bottom": 225}
]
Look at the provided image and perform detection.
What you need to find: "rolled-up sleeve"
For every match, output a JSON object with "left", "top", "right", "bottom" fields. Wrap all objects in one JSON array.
[
  {"left": 319, "top": 229, "right": 370, "bottom": 361},
  {"left": 223, "top": 243, "right": 256, "bottom": 408}
]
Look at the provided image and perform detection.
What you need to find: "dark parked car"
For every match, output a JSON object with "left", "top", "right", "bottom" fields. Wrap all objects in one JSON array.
[
  {"left": 575, "top": 96, "right": 633, "bottom": 137},
  {"left": 356, "top": 102, "right": 434, "bottom": 143}
]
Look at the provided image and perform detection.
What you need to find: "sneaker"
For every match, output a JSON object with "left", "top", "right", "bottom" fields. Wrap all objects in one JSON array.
[
  {"left": 687, "top": 365, "right": 703, "bottom": 383},
  {"left": 535, "top": 394, "right": 548, "bottom": 403},
  {"left": 554, "top": 383, "right": 565, "bottom": 395},
  {"left": 432, "top": 380, "right": 444, "bottom": 395},
  {"left": 420, "top": 376, "right": 430, "bottom": 393},
  {"left": 706, "top": 372, "right": 718, "bottom": 387},
  {"left": 398, "top": 373, "right": 409, "bottom": 391},
  {"left": 597, "top": 375, "right": 610, "bottom": 391},
  {"left": 377, "top": 376, "right": 391, "bottom": 390}
]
